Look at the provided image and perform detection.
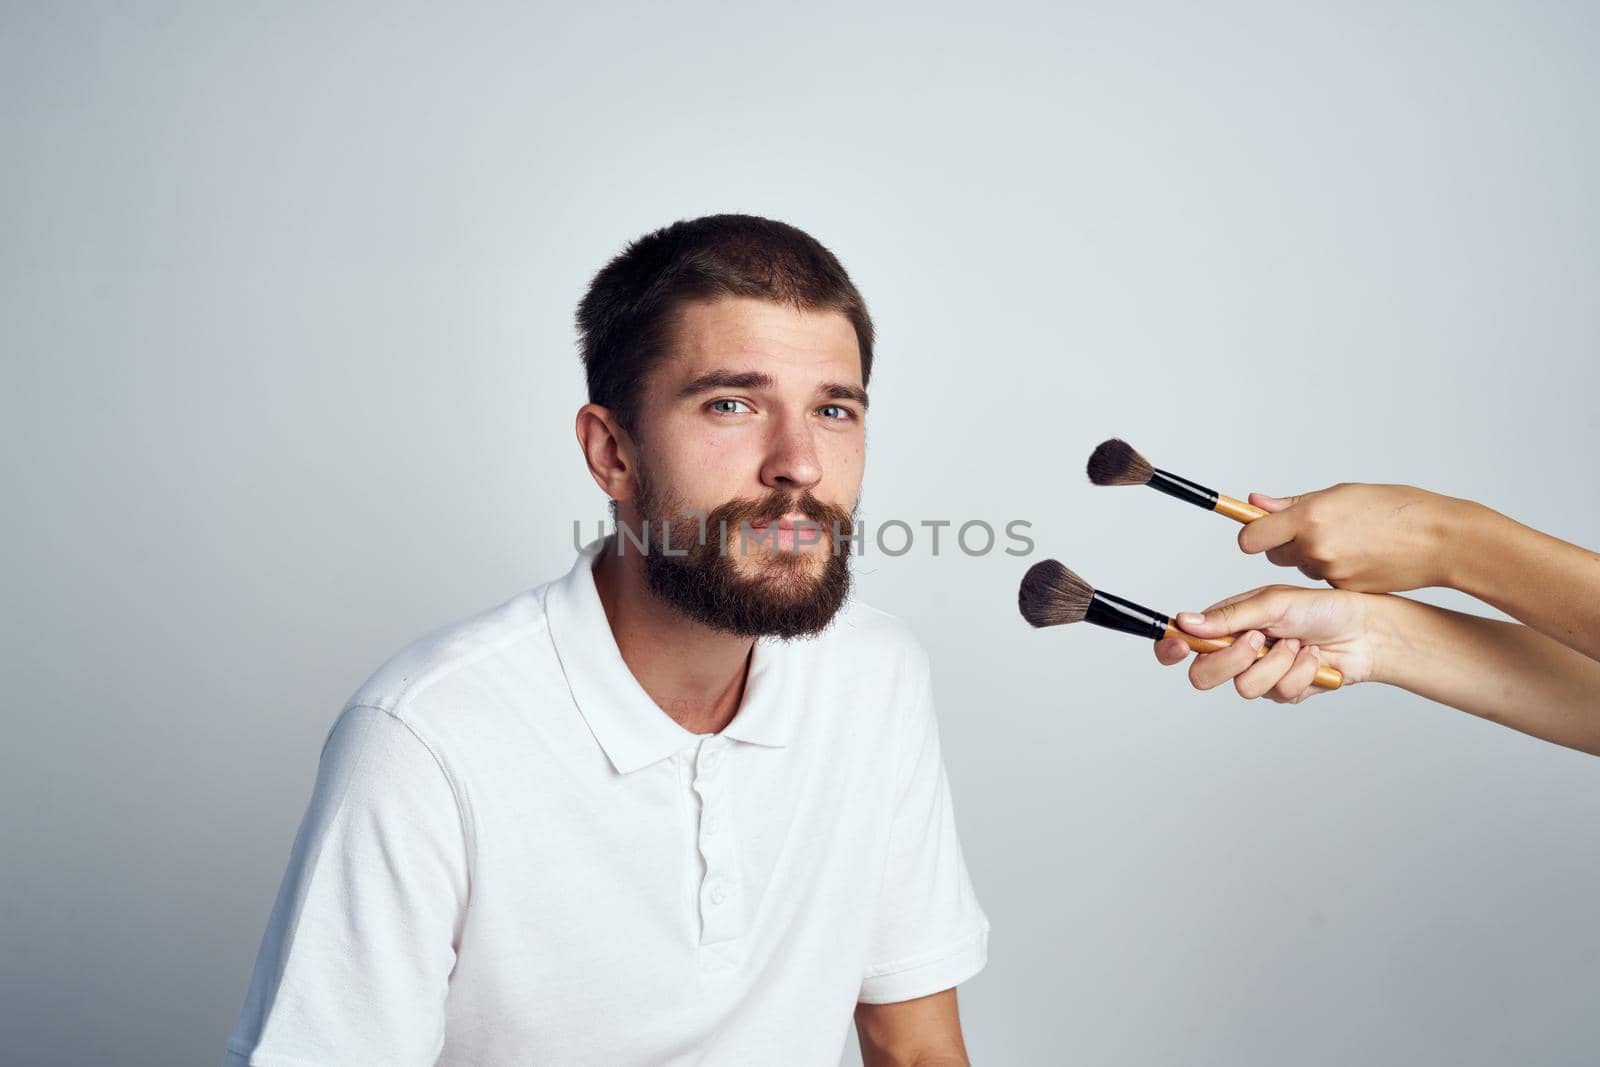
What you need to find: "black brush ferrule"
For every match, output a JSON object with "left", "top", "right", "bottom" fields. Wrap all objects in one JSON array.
[
  {"left": 1085, "top": 589, "right": 1170, "bottom": 641},
  {"left": 1149, "top": 467, "right": 1219, "bottom": 511}
]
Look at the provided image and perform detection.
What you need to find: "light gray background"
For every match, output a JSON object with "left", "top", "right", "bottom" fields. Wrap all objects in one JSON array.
[{"left": 4, "top": 2, "right": 1598, "bottom": 1064}]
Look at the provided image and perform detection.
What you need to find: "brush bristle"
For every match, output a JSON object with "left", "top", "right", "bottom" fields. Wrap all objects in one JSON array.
[
  {"left": 1086, "top": 438, "right": 1154, "bottom": 487},
  {"left": 1018, "top": 559, "right": 1094, "bottom": 628}
]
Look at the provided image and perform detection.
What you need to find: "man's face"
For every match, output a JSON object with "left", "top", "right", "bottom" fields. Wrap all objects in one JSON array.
[{"left": 625, "top": 295, "right": 868, "bottom": 639}]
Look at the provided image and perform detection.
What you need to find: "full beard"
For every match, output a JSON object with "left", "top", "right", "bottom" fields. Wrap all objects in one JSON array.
[{"left": 629, "top": 472, "right": 857, "bottom": 640}]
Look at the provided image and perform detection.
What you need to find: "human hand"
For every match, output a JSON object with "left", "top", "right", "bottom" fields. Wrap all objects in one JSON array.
[
  {"left": 1152, "top": 584, "right": 1386, "bottom": 703},
  {"left": 1235, "top": 483, "right": 1470, "bottom": 593}
]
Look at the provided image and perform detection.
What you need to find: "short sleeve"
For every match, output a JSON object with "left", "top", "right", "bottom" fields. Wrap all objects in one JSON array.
[
  {"left": 225, "top": 704, "right": 470, "bottom": 1066},
  {"left": 858, "top": 643, "right": 990, "bottom": 1005}
]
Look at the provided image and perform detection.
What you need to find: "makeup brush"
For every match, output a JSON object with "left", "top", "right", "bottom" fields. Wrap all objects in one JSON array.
[
  {"left": 1017, "top": 559, "right": 1343, "bottom": 689},
  {"left": 1087, "top": 438, "right": 1266, "bottom": 524}
]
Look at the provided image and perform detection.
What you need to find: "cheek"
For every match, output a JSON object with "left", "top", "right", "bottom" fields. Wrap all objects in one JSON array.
[
  {"left": 823, "top": 436, "right": 866, "bottom": 488},
  {"left": 651, "top": 429, "right": 758, "bottom": 501},
  {"left": 691, "top": 427, "right": 768, "bottom": 479}
]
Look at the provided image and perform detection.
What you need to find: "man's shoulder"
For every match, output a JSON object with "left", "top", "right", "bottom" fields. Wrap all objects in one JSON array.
[
  {"left": 344, "top": 579, "right": 558, "bottom": 726},
  {"left": 820, "top": 595, "right": 931, "bottom": 671}
]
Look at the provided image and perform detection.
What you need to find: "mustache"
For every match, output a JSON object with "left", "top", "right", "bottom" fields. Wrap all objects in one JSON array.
[{"left": 713, "top": 489, "right": 855, "bottom": 533}]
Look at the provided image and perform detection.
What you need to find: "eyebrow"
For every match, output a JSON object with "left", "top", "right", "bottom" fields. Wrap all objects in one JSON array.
[{"left": 674, "top": 368, "right": 869, "bottom": 410}]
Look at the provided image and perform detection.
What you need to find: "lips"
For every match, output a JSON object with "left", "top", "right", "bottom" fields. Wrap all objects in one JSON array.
[{"left": 748, "top": 513, "right": 814, "bottom": 531}]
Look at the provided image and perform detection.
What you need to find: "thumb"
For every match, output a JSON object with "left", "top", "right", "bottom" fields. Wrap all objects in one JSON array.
[
  {"left": 1248, "top": 491, "right": 1302, "bottom": 514},
  {"left": 1175, "top": 590, "right": 1287, "bottom": 638}
]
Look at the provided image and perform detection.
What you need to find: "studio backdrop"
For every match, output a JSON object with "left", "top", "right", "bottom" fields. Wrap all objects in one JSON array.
[{"left": 3, "top": 2, "right": 1598, "bottom": 1064}]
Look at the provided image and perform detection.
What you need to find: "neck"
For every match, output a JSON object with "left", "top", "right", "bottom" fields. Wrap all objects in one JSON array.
[{"left": 590, "top": 534, "right": 754, "bottom": 735}]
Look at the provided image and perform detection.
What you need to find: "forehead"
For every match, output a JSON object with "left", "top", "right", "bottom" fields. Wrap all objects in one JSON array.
[{"left": 663, "top": 296, "right": 863, "bottom": 385}]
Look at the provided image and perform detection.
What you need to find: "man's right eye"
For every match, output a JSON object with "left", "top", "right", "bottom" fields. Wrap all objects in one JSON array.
[{"left": 708, "top": 399, "right": 752, "bottom": 415}]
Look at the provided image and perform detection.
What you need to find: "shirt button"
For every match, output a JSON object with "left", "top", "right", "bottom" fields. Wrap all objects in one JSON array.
[
  {"left": 704, "top": 815, "right": 721, "bottom": 834},
  {"left": 710, "top": 883, "right": 728, "bottom": 905}
]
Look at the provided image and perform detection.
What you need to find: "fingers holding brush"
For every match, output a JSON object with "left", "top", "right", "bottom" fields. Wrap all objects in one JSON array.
[
  {"left": 1084, "top": 442, "right": 1469, "bottom": 596},
  {"left": 1046, "top": 558, "right": 1600, "bottom": 754},
  {"left": 1175, "top": 586, "right": 1296, "bottom": 642},
  {"left": 1080, "top": 438, "right": 1600, "bottom": 750},
  {"left": 1247, "top": 493, "right": 1301, "bottom": 512},
  {"left": 1153, "top": 636, "right": 1190, "bottom": 667},
  {"left": 1017, "top": 561, "right": 1358, "bottom": 693},
  {"left": 1153, "top": 633, "right": 1331, "bottom": 703},
  {"left": 1270, "top": 644, "right": 1329, "bottom": 705},
  {"left": 1238, "top": 484, "right": 1464, "bottom": 593},
  {"left": 1232, "top": 636, "right": 1303, "bottom": 699},
  {"left": 1250, "top": 493, "right": 1316, "bottom": 573},
  {"left": 1192, "top": 585, "right": 1278, "bottom": 621},
  {"left": 1235, "top": 502, "right": 1301, "bottom": 560},
  {"left": 1184, "top": 630, "right": 1267, "bottom": 692},
  {"left": 1239, "top": 493, "right": 1338, "bottom": 584},
  {"left": 1240, "top": 638, "right": 1333, "bottom": 704},
  {"left": 1168, "top": 585, "right": 1379, "bottom": 689}
]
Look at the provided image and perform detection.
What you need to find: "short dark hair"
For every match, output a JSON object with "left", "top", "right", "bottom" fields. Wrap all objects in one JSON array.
[{"left": 575, "top": 214, "right": 875, "bottom": 438}]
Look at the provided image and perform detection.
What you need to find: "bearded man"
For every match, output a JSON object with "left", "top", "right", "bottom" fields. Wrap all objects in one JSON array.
[{"left": 225, "top": 214, "right": 990, "bottom": 1067}]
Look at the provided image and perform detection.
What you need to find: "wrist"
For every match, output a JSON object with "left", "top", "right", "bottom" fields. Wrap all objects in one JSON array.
[
  {"left": 1434, "top": 496, "right": 1496, "bottom": 592},
  {"left": 1361, "top": 592, "right": 1410, "bottom": 688}
]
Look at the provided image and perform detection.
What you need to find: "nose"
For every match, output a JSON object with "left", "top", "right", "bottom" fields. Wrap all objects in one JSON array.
[{"left": 759, "top": 413, "right": 823, "bottom": 493}]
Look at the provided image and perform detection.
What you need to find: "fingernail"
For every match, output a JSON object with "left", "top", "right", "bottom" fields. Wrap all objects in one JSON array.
[
  {"left": 1248, "top": 631, "right": 1265, "bottom": 650},
  {"left": 1178, "top": 612, "right": 1204, "bottom": 627},
  {"left": 1287, "top": 638, "right": 1301, "bottom": 653},
  {"left": 1309, "top": 645, "right": 1320, "bottom": 657}
]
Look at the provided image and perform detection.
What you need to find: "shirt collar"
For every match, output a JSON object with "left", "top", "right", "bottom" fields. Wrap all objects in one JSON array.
[{"left": 544, "top": 534, "right": 798, "bottom": 775}]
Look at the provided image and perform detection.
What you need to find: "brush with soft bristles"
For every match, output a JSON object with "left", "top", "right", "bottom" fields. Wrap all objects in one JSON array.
[
  {"left": 1087, "top": 438, "right": 1267, "bottom": 524},
  {"left": 1017, "top": 559, "right": 1344, "bottom": 689}
]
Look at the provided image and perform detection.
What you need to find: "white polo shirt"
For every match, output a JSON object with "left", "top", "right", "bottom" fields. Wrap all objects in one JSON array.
[{"left": 225, "top": 535, "right": 990, "bottom": 1066}]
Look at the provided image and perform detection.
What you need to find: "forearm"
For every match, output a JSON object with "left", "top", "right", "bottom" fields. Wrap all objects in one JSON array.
[
  {"left": 1443, "top": 500, "right": 1600, "bottom": 663},
  {"left": 860, "top": 1056, "right": 968, "bottom": 1067},
  {"left": 1372, "top": 594, "right": 1600, "bottom": 756},
  {"left": 857, "top": 1034, "right": 970, "bottom": 1067},
  {"left": 855, "top": 990, "right": 970, "bottom": 1067}
]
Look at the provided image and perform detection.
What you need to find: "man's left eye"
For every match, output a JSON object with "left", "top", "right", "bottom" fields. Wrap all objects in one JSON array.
[{"left": 819, "top": 405, "right": 854, "bottom": 420}]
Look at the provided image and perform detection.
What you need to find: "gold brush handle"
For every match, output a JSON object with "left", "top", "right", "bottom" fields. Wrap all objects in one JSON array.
[
  {"left": 1163, "top": 626, "right": 1344, "bottom": 690},
  {"left": 1214, "top": 494, "right": 1267, "bottom": 523}
]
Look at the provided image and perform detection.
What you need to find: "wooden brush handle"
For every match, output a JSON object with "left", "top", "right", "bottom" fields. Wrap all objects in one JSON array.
[
  {"left": 1163, "top": 626, "right": 1344, "bottom": 690},
  {"left": 1214, "top": 494, "right": 1267, "bottom": 523}
]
